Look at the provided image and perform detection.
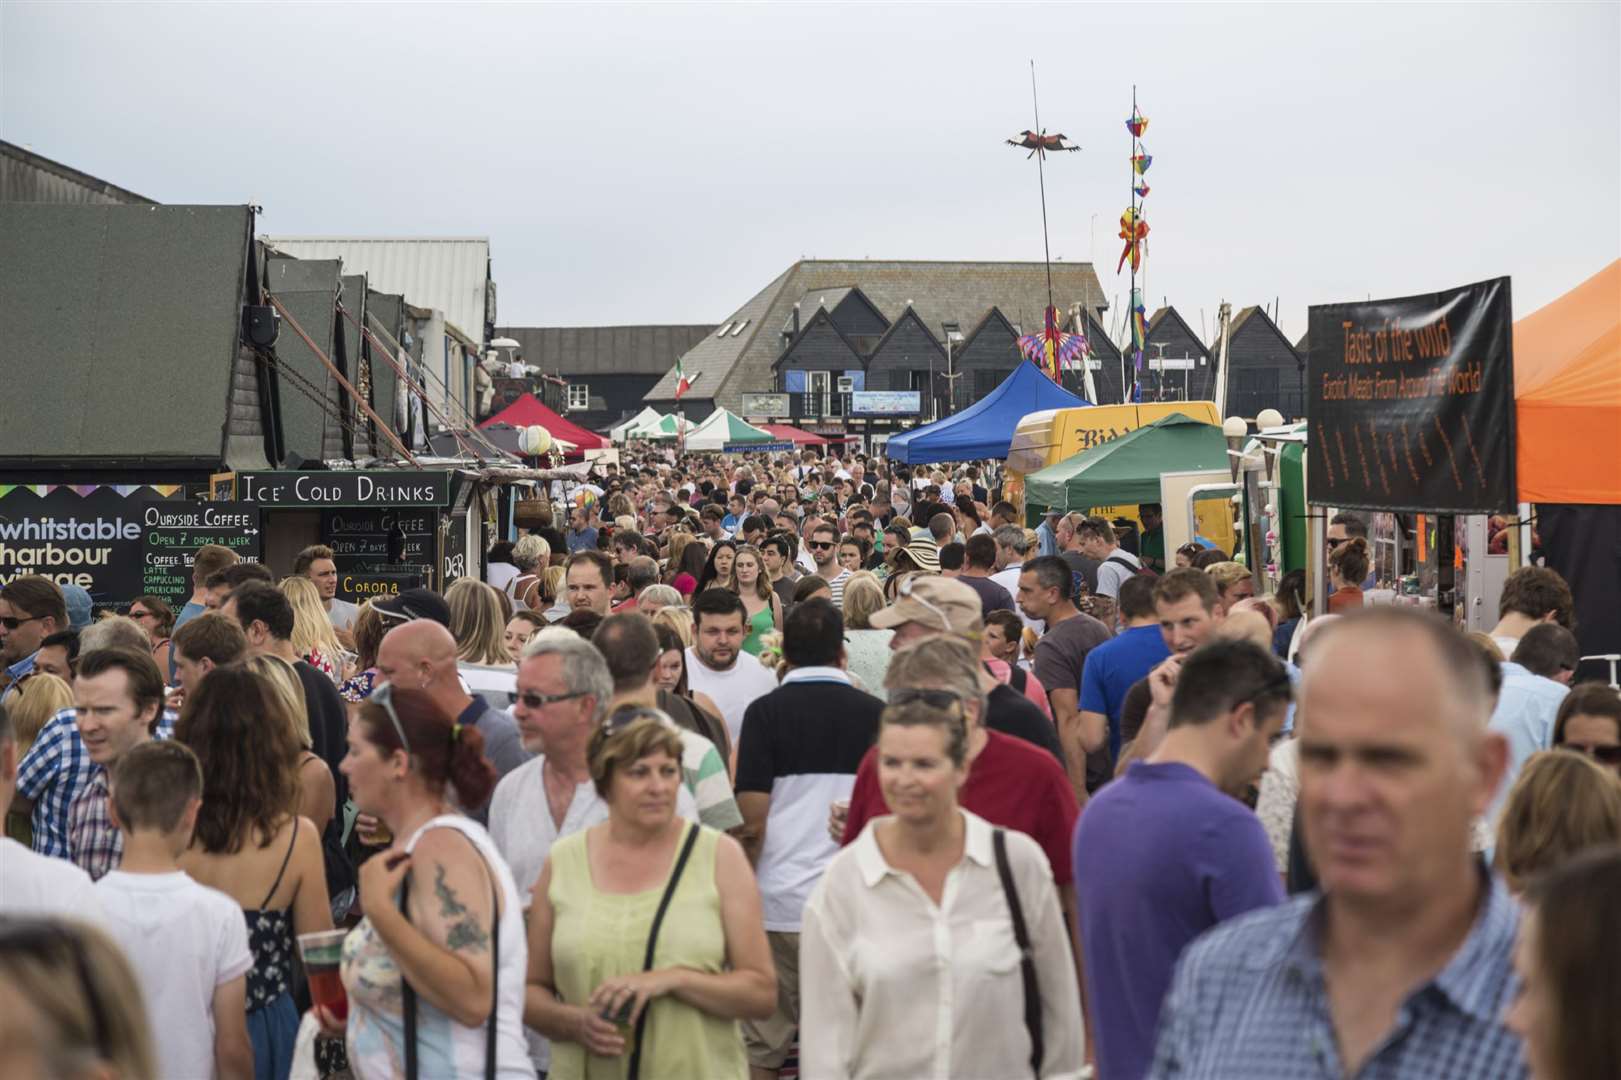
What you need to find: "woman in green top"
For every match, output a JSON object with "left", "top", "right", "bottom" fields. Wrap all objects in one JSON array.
[
  {"left": 728, "top": 545, "right": 782, "bottom": 657},
  {"left": 523, "top": 712, "right": 775, "bottom": 1080}
]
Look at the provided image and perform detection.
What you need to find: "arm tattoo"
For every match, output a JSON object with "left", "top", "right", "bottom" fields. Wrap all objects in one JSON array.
[{"left": 434, "top": 864, "right": 491, "bottom": 953}]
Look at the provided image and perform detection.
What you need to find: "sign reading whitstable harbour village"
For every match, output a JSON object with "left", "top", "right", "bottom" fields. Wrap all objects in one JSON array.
[{"left": 237, "top": 471, "right": 450, "bottom": 508}]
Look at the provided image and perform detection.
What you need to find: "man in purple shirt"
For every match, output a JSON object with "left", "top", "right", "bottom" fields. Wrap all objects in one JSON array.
[{"left": 1072, "top": 638, "right": 1289, "bottom": 1080}]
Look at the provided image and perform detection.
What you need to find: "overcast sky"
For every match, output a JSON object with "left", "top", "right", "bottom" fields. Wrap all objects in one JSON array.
[{"left": 4, "top": 2, "right": 1616, "bottom": 340}]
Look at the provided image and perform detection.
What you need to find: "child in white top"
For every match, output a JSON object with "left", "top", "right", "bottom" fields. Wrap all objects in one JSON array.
[{"left": 95, "top": 741, "right": 254, "bottom": 1080}]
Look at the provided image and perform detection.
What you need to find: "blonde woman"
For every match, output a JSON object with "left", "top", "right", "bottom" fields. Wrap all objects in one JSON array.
[
  {"left": 652, "top": 605, "right": 697, "bottom": 649},
  {"left": 280, "top": 576, "right": 347, "bottom": 683},
  {"left": 448, "top": 578, "right": 513, "bottom": 666},
  {"left": 728, "top": 544, "right": 782, "bottom": 657},
  {"left": 840, "top": 572, "right": 892, "bottom": 701},
  {"left": 245, "top": 653, "right": 337, "bottom": 836},
  {"left": 6, "top": 673, "right": 74, "bottom": 846},
  {"left": 542, "top": 564, "right": 571, "bottom": 622},
  {"left": 1494, "top": 750, "right": 1621, "bottom": 894}
]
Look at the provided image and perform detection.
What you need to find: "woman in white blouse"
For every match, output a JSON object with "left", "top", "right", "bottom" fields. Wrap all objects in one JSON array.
[{"left": 799, "top": 694, "right": 1084, "bottom": 1080}]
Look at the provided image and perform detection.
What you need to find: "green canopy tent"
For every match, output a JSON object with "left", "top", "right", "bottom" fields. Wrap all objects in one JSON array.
[
  {"left": 624, "top": 413, "right": 688, "bottom": 441},
  {"left": 685, "top": 408, "right": 776, "bottom": 451},
  {"left": 1025, "top": 413, "right": 1230, "bottom": 510}
]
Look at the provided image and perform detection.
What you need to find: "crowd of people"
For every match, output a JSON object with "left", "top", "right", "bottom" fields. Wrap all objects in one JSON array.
[{"left": 2, "top": 444, "right": 1619, "bottom": 1080}]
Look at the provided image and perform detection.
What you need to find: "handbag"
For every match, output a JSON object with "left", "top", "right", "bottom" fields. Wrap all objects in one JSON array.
[
  {"left": 993, "top": 828, "right": 1044, "bottom": 1077},
  {"left": 628, "top": 823, "right": 702, "bottom": 1080},
  {"left": 398, "top": 839, "right": 501, "bottom": 1080}
]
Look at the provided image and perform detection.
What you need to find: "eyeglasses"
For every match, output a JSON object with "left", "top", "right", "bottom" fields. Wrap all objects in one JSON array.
[
  {"left": 1562, "top": 742, "right": 1621, "bottom": 765},
  {"left": 0, "top": 614, "right": 45, "bottom": 631},
  {"left": 807, "top": 540, "right": 836, "bottom": 550},
  {"left": 897, "top": 574, "right": 954, "bottom": 632},
  {"left": 371, "top": 682, "right": 412, "bottom": 753},
  {"left": 1238, "top": 671, "right": 1295, "bottom": 711},
  {"left": 0, "top": 918, "right": 115, "bottom": 1062},
  {"left": 516, "top": 688, "right": 587, "bottom": 711}
]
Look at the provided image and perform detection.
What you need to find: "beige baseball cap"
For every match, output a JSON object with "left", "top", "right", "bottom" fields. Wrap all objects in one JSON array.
[{"left": 869, "top": 575, "right": 983, "bottom": 635}]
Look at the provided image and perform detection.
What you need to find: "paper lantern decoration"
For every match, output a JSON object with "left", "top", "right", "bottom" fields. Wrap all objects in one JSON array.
[{"left": 518, "top": 425, "right": 552, "bottom": 456}]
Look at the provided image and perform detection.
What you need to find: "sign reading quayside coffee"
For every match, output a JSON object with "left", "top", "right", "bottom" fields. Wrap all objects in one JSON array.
[
  {"left": 140, "top": 503, "right": 263, "bottom": 606},
  {"left": 238, "top": 471, "right": 451, "bottom": 508}
]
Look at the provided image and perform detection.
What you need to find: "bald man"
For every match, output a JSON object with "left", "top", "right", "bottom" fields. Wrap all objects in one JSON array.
[{"left": 376, "top": 621, "right": 531, "bottom": 806}]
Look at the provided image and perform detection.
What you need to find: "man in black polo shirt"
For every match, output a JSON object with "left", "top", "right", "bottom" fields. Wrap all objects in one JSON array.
[
  {"left": 868, "top": 576, "right": 1065, "bottom": 765},
  {"left": 734, "top": 598, "right": 882, "bottom": 1080},
  {"left": 956, "top": 534, "right": 1015, "bottom": 615}
]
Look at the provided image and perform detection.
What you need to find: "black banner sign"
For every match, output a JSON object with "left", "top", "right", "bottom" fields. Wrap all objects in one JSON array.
[
  {"left": 238, "top": 470, "right": 450, "bottom": 508},
  {"left": 1308, "top": 276, "right": 1515, "bottom": 513},
  {"left": 140, "top": 503, "right": 263, "bottom": 606},
  {"left": 320, "top": 508, "right": 437, "bottom": 590},
  {"left": 0, "top": 486, "right": 180, "bottom": 608}
]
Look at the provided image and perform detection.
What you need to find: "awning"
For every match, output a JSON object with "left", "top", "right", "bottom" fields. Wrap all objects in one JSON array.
[
  {"left": 686, "top": 409, "right": 776, "bottom": 451},
  {"left": 480, "top": 392, "right": 606, "bottom": 450},
  {"left": 1025, "top": 413, "right": 1228, "bottom": 510},
  {"left": 1513, "top": 259, "right": 1621, "bottom": 504},
  {"left": 610, "top": 406, "right": 664, "bottom": 442},
  {"left": 761, "top": 424, "right": 828, "bottom": 446}
]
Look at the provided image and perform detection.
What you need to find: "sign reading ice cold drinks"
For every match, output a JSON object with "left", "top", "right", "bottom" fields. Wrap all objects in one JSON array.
[
  {"left": 237, "top": 470, "right": 450, "bottom": 508},
  {"left": 140, "top": 502, "right": 262, "bottom": 605},
  {"left": 1307, "top": 277, "right": 1515, "bottom": 514}
]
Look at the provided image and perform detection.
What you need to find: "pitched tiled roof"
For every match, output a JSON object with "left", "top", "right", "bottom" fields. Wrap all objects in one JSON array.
[
  {"left": 494, "top": 325, "right": 715, "bottom": 376},
  {"left": 643, "top": 259, "right": 1108, "bottom": 408}
]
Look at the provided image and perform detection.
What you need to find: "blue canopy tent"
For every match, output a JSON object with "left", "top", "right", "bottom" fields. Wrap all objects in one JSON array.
[{"left": 886, "top": 362, "right": 1090, "bottom": 465}]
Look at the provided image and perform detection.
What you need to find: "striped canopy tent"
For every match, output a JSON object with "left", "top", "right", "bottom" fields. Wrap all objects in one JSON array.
[{"left": 685, "top": 409, "right": 776, "bottom": 452}]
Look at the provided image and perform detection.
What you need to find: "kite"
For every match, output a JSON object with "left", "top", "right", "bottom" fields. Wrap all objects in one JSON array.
[
  {"left": 1134, "top": 183, "right": 1150, "bottom": 198},
  {"left": 1117, "top": 207, "right": 1150, "bottom": 273},
  {"left": 1005, "top": 130, "right": 1081, "bottom": 159},
  {"left": 1126, "top": 109, "right": 1149, "bottom": 138},
  {"left": 1132, "top": 153, "right": 1153, "bottom": 175},
  {"left": 1018, "top": 305, "right": 1090, "bottom": 382}
]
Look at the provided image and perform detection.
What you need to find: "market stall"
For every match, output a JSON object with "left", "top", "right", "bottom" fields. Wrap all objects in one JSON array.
[
  {"left": 480, "top": 392, "right": 605, "bottom": 452},
  {"left": 886, "top": 362, "right": 1088, "bottom": 465},
  {"left": 684, "top": 409, "right": 777, "bottom": 452}
]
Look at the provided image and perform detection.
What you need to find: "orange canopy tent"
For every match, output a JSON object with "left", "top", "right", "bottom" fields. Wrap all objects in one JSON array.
[{"left": 1513, "top": 260, "right": 1621, "bottom": 504}]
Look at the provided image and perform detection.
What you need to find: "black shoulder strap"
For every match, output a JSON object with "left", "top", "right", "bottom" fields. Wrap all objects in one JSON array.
[
  {"left": 1105, "top": 554, "right": 1138, "bottom": 571},
  {"left": 993, "top": 828, "right": 1044, "bottom": 1077},
  {"left": 259, "top": 816, "right": 299, "bottom": 909},
  {"left": 399, "top": 829, "right": 502, "bottom": 1080},
  {"left": 628, "top": 823, "right": 701, "bottom": 1080}
]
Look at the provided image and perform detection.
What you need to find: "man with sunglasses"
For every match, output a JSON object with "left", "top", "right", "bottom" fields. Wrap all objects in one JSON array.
[
  {"left": 1326, "top": 511, "right": 1376, "bottom": 590},
  {"left": 806, "top": 523, "right": 851, "bottom": 608},
  {"left": 0, "top": 576, "right": 67, "bottom": 703},
  {"left": 1073, "top": 639, "right": 1288, "bottom": 1080}
]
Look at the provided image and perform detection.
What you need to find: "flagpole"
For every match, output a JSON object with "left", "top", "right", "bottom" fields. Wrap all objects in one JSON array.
[
  {"left": 1031, "top": 60, "right": 1055, "bottom": 316},
  {"left": 1129, "top": 84, "right": 1139, "bottom": 404}
]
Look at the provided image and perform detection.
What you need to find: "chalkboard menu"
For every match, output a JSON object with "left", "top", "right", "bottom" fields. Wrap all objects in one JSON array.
[
  {"left": 320, "top": 507, "right": 438, "bottom": 602},
  {"left": 140, "top": 502, "right": 262, "bottom": 605}
]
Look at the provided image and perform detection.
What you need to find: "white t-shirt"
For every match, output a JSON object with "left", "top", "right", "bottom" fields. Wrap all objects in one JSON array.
[
  {"left": 95, "top": 870, "right": 252, "bottom": 1080},
  {"left": 992, "top": 563, "right": 1044, "bottom": 634},
  {"left": 684, "top": 647, "right": 780, "bottom": 747},
  {"left": 487, "top": 561, "right": 521, "bottom": 596},
  {"left": 1095, "top": 548, "right": 1142, "bottom": 599},
  {"left": 0, "top": 837, "right": 107, "bottom": 924},
  {"left": 487, "top": 757, "right": 696, "bottom": 1074},
  {"left": 327, "top": 597, "right": 360, "bottom": 632}
]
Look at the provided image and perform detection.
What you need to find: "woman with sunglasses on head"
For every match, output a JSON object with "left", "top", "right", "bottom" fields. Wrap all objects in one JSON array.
[
  {"left": 801, "top": 690, "right": 1083, "bottom": 1079},
  {"left": 0, "top": 916, "right": 158, "bottom": 1080},
  {"left": 1554, "top": 683, "right": 1621, "bottom": 779},
  {"left": 524, "top": 709, "right": 775, "bottom": 1080},
  {"left": 319, "top": 684, "right": 535, "bottom": 1078}
]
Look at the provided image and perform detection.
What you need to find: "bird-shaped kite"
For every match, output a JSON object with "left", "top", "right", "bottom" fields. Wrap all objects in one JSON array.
[
  {"left": 1117, "top": 207, "right": 1150, "bottom": 273},
  {"left": 1019, "top": 305, "right": 1090, "bottom": 381},
  {"left": 1006, "top": 130, "right": 1081, "bottom": 159}
]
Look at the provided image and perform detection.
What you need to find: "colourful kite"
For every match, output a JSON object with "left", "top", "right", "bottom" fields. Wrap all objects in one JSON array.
[
  {"left": 1134, "top": 183, "right": 1150, "bottom": 198},
  {"left": 1018, "top": 305, "right": 1090, "bottom": 382},
  {"left": 1117, "top": 207, "right": 1150, "bottom": 273},
  {"left": 1126, "top": 110, "right": 1149, "bottom": 138},
  {"left": 1132, "top": 153, "right": 1153, "bottom": 175}
]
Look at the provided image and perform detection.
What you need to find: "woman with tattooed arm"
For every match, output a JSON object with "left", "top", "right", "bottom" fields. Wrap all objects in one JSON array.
[{"left": 315, "top": 683, "right": 536, "bottom": 1078}]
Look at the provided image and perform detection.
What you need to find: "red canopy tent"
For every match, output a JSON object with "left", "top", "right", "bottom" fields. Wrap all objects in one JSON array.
[{"left": 480, "top": 392, "right": 605, "bottom": 451}]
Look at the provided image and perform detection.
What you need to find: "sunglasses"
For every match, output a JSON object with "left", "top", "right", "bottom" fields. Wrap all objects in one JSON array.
[
  {"left": 371, "top": 683, "right": 413, "bottom": 753},
  {"left": 889, "top": 688, "right": 967, "bottom": 713},
  {"left": 515, "top": 688, "right": 587, "bottom": 711},
  {"left": 897, "top": 574, "right": 954, "bottom": 632},
  {"left": 0, "top": 614, "right": 45, "bottom": 631},
  {"left": 1562, "top": 742, "right": 1621, "bottom": 765},
  {"left": 0, "top": 918, "right": 115, "bottom": 1061},
  {"left": 603, "top": 704, "right": 670, "bottom": 732},
  {"left": 808, "top": 540, "right": 837, "bottom": 550},
  {"left": 1326, "top": 537, "right": 1347, "bottom": 549}
]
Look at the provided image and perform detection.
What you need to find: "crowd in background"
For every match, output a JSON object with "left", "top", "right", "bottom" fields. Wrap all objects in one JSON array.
[{"left": 2, "top": 443, "right": 1619, "bottom": 1080}]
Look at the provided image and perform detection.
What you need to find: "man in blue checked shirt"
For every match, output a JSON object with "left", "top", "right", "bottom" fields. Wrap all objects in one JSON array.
[{"left": 1149, "top": 607, "right": 1525, "bottom": 1079}]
